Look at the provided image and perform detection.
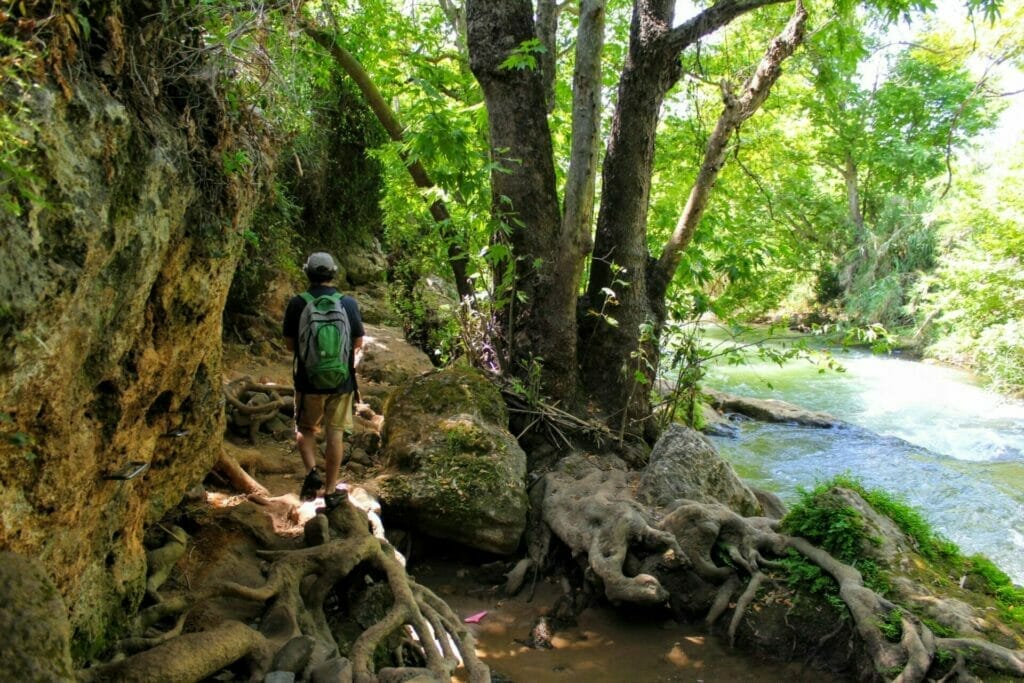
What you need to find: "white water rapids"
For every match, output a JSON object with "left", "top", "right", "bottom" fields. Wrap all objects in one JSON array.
[{"left": 705, "top": 347, "right": 1024, "bottom": 584}]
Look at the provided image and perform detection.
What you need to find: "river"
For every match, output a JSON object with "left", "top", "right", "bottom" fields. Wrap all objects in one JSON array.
[{"left": 703, "top": 341, "right": 1024, "bottom": 584}]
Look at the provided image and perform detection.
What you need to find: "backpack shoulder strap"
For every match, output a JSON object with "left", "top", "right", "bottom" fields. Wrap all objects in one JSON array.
[{"left": 299, "top": 291, "right": 315, "bottom": 305}]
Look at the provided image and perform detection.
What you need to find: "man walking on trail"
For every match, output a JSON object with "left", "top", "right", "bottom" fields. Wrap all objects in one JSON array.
[{"left": 283, "top": 252, "right": 364, "bottom": 500}]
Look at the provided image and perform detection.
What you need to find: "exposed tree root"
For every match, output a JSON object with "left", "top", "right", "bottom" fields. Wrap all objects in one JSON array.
[
  {"left": 935, "top": 637, "right": 1024, "bottom": 678},
  {"left": 219, "top": 494, "right": 490, "bottom": 682},
  {"left": 538, "top": 456, "right": 1024, "bottom": 682},
  {"left": 216, "top": 449, "right": 270, "bottom": 496},
  {"left": 79, "top": 620, "right": 269, "bottom": 683},
  {"left": 223, "top": 377, "right": 294, "bottom": 443},
  {"left": 540, "top": 455, "right": 686, "bottom": 605},
  {"left": 82, "top": 467, "right": 489, "bottom": 682}
]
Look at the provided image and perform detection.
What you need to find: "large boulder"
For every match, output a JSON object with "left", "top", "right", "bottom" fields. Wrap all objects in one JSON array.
[
  {"left": 359, "top": 325, "right": 435, "bottom": 388},
  {"left": 356, "top": 324, "right": 435, "bottom": 415},
  {"left": 638, "top": 424, "right": 761, "bottom": 516},
  {"left": 376, "top": 366, "right": 527, "bottom": 554}
]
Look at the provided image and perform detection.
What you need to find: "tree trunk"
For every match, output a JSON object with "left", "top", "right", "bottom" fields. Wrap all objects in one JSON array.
[
  {"left": 467, "top": 0, "right": 582, "bottom": 404},
  {"left": 561, "top": 0, "right": 606, "bottom": 270},
  {"left": 536, "top": 0, "right": 559, "bottom": 113},
  {"left": 581, "top": 0, "right": 792, "bottom": 438},
  {"left": 844, "top": 151, "right": 866, "bottom": 240},
  {"left": 581, "top": 0, "right": 680, "bottom": 437}
]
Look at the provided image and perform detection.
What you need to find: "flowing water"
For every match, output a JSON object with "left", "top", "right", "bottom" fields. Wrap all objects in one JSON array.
[{"left": 703, "top": 342, "right": 1024, "bottom": 584}]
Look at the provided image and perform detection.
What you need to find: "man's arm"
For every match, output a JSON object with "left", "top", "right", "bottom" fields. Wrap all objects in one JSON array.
[
  {"left": 353, "top": 335, "right": 364, "bottom": 367},
  {"left": 285, "top": 336, "right": 295, "bottom": 352}
]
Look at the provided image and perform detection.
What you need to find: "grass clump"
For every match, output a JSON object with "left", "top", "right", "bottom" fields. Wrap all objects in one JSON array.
[
  {"left": 878, "top": 608, "right": 903, "bottom": 642},
  {"left": 801, "top": 473, "right": 960, "bottom": 562},
  {"left": 781, "top": 478, "right": 871, "bottom": 563},
  {"left": 964, "top": 554, "right": 1024, "bottom": 627}
]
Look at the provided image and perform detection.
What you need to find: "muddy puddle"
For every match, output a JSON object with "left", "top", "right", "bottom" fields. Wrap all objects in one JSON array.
[{"left": 413, "top": 559, "right": 843, "bottom": 683}]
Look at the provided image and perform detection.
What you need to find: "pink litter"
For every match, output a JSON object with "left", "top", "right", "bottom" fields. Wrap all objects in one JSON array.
[{"left": 463, "top": 611, "right": 488, "bottom": 624}]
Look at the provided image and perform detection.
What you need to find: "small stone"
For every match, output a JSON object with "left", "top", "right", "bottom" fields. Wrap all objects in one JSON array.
[
  {"left": 271, "top": 635, "right": 316, "bottom": 674},
  {"left": 263, "top": 672, "right": 295, "bottom": 683},
  {"left": 310, "top": 657, "right": 353, "bottom": 683}
]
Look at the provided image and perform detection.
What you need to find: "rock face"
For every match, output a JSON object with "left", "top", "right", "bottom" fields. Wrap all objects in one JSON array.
[
  {"left": 0, "top": 552, "right": 74, "bottom": 680},
  {"left": 377, "top": 366, "right": 527, "bottom": 554},
  {"left": 638, "top": 425, "right": 761, "bottom": 516},
  {"left": 0, "top": 8, "right": 264, "bottom": 657}
]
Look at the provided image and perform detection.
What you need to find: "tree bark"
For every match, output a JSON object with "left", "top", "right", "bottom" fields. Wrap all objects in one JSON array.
[
  {"left": 581, "top": 0, "right": 792, "bottom": 437},
  {"left": 561, "top": 0, "right": 606, "bottom": 265},
  {"left": 303, "top": 25, "right": 474, "bottom": 302},
  {"left": 467, "top": 0, "right": 582, "bottom": 404},
  {"left": 843, "top": 151, "right": 865, "bottom": 240},
  {"left": 536, "top": 0, "right": 559, "bottom": 113}
]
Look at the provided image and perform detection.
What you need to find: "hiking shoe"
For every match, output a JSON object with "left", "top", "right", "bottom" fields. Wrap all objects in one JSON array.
[{"left": 300, "top": 467, "right": 323, "bottom": 501}]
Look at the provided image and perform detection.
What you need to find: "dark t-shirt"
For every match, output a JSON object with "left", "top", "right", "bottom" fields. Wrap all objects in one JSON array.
[{"left": 283, "top": 285, "right": 364, "bottom": 394}]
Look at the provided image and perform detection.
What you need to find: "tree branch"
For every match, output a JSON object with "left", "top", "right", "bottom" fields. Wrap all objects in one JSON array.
[
  {"left": 652, "top": 2, "right": 807, "bottom": 294},
  {"left": 302, "top": 22, "right": 475, "bottom": 302},
  {"left": 666, "top": 0, "right": 793, "bottom": 55}
]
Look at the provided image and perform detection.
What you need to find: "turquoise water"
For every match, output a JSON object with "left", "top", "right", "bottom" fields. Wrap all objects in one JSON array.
[{"left": 703, "top": 344, "right": 1024, "bottom": 584}]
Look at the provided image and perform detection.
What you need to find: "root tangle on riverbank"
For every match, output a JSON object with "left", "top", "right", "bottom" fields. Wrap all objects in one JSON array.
[{"left": 535, "top": 449, "right": 1024, "bottom": 682}]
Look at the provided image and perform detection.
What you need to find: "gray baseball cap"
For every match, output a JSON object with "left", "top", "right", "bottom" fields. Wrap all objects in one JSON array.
[{"left": 303, "top": 252, "right": 338, "bottom": 280}]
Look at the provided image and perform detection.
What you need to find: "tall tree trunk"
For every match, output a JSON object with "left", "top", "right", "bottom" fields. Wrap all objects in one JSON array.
[
  {"left": 581, "top": 0, "right": 679, "bottom": 437},
  {"left": 466, "top": 0, "right": 582, "bottom": 404},
  {"left": 839, "top": 150, "right": 869, "bottom": 290},
  {"left": 303, "top": 25, "right": 474, "bottom": 301},
  {"left": 843, "top": 151, "right": 865, "bottom": 240},
  {"left": 561, "top": 0, "right": 606, "bottom": 275},
  {"left": 536, "top": 0, "right": 559, "bottom": 113},
  {"left": 581, "top": 0, "right": 794, "bottom": 438}
]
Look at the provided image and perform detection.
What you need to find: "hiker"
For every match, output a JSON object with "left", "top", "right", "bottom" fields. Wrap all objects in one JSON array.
[{"left": 283, "top": 252, "right": 365, "bottom": 500}]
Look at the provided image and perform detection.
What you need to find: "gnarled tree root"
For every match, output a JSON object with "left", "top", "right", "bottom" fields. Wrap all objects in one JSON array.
[
  {"left": 221, "top": 495, "right": 490, "bottom": 683},
  {"left": 539, "top": 456, "right": 686, "bottom": 605},
  {"left": 539, "top": 458, "right": 1024, "bottom": 683},
  {"left": 79, "top": 620, "right": 269, "bottom": 683},
  {"left": 223, "top": 377, "right": 294, "bottom": 443}
]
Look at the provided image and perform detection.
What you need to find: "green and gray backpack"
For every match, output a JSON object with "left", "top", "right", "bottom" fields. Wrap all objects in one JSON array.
[{"left": 297, "top": 291, "right": 352, "bottom": 390}]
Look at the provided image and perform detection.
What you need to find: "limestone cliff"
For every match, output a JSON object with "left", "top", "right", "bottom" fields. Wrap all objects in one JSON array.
[{"left": 0, "top": 4, "right": 266, "bottom": 658}]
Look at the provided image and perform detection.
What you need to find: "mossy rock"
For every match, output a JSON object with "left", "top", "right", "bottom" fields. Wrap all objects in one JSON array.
[
  {"left": 0, "top": 552, "right": 74, "bottom": 680},
  {"left": 379, "top": 366, "right": 526, "bottom": 554}
]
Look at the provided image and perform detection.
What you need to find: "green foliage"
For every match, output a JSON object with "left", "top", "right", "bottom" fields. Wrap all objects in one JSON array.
[
  {"left": 806, "top": 473, "right": 960, "bottom": 561},
  {"left": 0, "top": 31, "right": 44, "bottom": 217},
  {"left": 506, "top": 355, "right": 545, "bottom": 408},
  {"left": 964, "top": 555, "right": 1024, "bottom": 626},
  {"left": 498, "top": 38, "right": 547, "bottom": 72},
  {"left": 779, "top": 550, "right": 841, "bottom": 599},
  {"left": 226, "top": 181, "right": 300, "bottom": 314},
  {"left": 919, "top": 140, "right": 1024, "bottom": 395},
  {"left": 782, "top": 480, "right": 870, "bottom": 563},
  {"left": 878, "top": 608, "right": 903, "bottom": 642}
]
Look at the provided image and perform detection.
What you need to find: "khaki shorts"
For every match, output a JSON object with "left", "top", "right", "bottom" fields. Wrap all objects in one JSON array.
[{"left": 295, "top": 391, "right": 354, "bottom": 437}]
